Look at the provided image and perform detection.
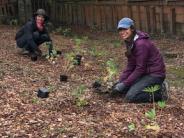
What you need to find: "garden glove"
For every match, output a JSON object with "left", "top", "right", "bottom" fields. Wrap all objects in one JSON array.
[
  {"left": 111, "top": 81, "right": 120, "bottom": 89},
  {"left": 113, "top": 82, "right": 126, "bottom": 93}
]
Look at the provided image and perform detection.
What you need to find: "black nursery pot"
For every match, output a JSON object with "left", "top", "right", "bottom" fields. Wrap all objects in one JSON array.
[
  {"left": 37, "top": 88, "right": 49, "bottom": 98},
  {"left": 60, "top": 75, "right": 68, "bottom": 82},
  {"left": 92, "top": 81, "right": 101, "bottom": 89},
  {"left": 73, "top": 55, "right": 82, "bottom": 65},
  {"left": 56, "top": 50, "right": 62, "bottom": 55}
]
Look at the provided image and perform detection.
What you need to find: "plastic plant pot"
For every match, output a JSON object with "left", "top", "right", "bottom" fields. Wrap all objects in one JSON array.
[
  {"left": 60, "top": 75, "right": 68, "bottom": 82},
  {"left": 37, "top": 88, "right": 49, "bottom": 98},
  {"left": 92, "top": 81, "right": 101, "bottom": 89},
  {"left": 73, "top": 55, "right": 82, "bottom": 65},
  {"left": 56, "top": 50, "right": 62, "bottom": 55}
]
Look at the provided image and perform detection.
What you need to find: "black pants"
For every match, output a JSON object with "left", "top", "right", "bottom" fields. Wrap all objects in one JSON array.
[
  {"left": 16, "top": 31, "right": 50, "bottom": 53},
  {"left": 123, "top": 75, "right": 164, "bottom": 103}
]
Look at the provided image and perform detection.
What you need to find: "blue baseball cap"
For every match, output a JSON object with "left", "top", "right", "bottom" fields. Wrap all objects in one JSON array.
[{"left": 117, "top": 17, "right": 134, "bottom": 29}]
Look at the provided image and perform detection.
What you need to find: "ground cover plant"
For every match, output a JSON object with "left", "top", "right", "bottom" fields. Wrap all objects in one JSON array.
[{"left": 0, "top": 25, "right": 184, "bottom": 137}]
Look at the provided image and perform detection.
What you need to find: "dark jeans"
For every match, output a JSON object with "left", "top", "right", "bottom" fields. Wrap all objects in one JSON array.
[
  {"left": 124, "top": 75, "right": 164, "bottom": 103},
  {"left": 16, "top": 31, "right": 50, "bottom": 53}
]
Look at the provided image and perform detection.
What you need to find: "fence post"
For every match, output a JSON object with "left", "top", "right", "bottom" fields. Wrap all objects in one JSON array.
[{"left": 170, "top": 8, "right": 176, "bottom": 35}]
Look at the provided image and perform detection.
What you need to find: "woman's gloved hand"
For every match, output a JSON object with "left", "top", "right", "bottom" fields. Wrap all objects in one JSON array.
[{"left": 112, "top": 82, "right": 126, "bottom": 93}]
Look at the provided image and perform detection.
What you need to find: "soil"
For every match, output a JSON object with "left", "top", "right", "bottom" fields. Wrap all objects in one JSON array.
[{"left": 0, "top": 25, "right": 184, "bottom": 137}]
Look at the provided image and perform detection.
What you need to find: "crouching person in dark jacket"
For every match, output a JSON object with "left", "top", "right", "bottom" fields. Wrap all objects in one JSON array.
[
  {"left": 112, "top": 17, "right": 168, "bottom": 103},
  {"left": 15, "top": 9, "right": 52, "bottom": 61}
]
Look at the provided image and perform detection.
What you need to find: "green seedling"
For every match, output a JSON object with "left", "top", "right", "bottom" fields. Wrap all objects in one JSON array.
[
  {"left": 143, "top": 84, "right": 160, "bottom": 110},
  {"left": 63, "top": 52, "right": 75, "bottom": 74},
  {"left": 72, "top": 85, "right": 88, "bottom": 107},
  {"left": 45, "top": 42, "right": 59, "bottom": 63},
  {"left": 157, "top": 101, "right": 166, "bottom": 109},
  {"left": 112, "top": 40, "right": 121, "bottom": 48},
  {"left": 55, "top": 27, "right": 72, "bottom": 37},
  {"left": 128, "top": 123, "right": 136, "bottom": 132},
  {"left": 32, "top": 98, "right": 39, "bottom": 104},
  {"left": 143, "top": 85, "right": 164, "bottom": 133},
  {"left": 9, "top": 19, "right": 18, "bottom": 26},
  {"left": 89, "top": 47, "right": 104, "bottom": 57},
  {"left": 72, "top": 85, "right": 86, "bottom": 98},
  {"left": 76, "top": 98, "right": 88, "bottom": 107},
  {"left": 145, "top": 109, "right": 156, "bottom": 120},
  {"left": 105, "top": 59, "right": 118, "bottom": 82}
]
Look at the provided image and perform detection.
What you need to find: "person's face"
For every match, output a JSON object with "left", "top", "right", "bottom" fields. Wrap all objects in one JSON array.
[
  {"left": 36, "top": 15, "right": 45, "bottom": 22},
  {"left": 118, "top": 28, "right": 133, "bottom": 41}
]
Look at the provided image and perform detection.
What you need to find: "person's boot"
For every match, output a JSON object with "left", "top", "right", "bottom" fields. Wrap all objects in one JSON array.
[
  {"left": 17, "top": 48, "right": 29, "bottom": 55},
  {"left": 30, "top": 53, "right": 38, "bottom": 61},
  {"left": 35, "top": 48, "right": 42, "bottom": 57},
  {"left": 161, "top": 80, "right": 169, "bottom": 101}
]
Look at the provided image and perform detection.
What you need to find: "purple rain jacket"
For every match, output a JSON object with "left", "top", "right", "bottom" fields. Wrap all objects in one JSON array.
[{"left": 119, "top": 31, "right": 166, "bottom": 86}]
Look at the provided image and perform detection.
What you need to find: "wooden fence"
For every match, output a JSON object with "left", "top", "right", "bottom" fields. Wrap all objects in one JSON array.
[
  {"left": 1, "top": 0, "right": 184, "bottom": 35},
  {"left": 31, "top": 0, "right": 184, "bottom": 35}
]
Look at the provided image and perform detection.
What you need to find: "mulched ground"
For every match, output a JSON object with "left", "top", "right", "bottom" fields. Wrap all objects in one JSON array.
[{"left": 0, "top": 25, "right": 184, "bottom": 137}]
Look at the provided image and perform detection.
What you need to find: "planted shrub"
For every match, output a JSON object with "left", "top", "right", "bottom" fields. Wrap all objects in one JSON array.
[
  {"left": 60, "top": 52, "right": 75, "bottom": 82},
  {"left": 72, "top": 85, "right": 89, "bottom": 107}
]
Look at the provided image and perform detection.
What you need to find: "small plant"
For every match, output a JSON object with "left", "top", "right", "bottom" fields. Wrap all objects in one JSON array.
[
  {"left": 89, "top": 47, "right": 104, "bottom": 57},
  {"left": 104, "top": 59, "right": 118, "bottom": 82},
  {"left": 9, "top": 19, "right": 18, "bottom": 26},
  {"left": 157, "top": 100, "right": 166, "bottom": 109},
  {"left": 73, "top": 37, "right": 85, "bottom": 55},
  {"left": 112, "top": 40, "right": 121, "bottom": 48},
  {"left": 45, "top": 42, "right": 59, "bottom": 63},
  {"left": 63, "top": 52, "right": 75, "bottom": 74},
  {"left": 72, "top": 85, "right": 88, "bottom": 107},
  {"left": 145, "top": 109, "right": 156, "bottom": 120},
  {"left": 32, "top": 98, "right": 39, "bottom": 104},
  {"left": 143, "top": 85, "right": 162, "bottom": 133},
  {"left": 62, "top": 28, "right": 72, "bottom": 37},
  {"left": 55, "top": 27, "right": 72, "bottom": 37},
  {"left": 128, "top": 123, "right": 136, "bottom": 132},
  {"left": 89, "top": 24, "right": 99, "bottom": 32},
  {"left": 157, "top": 100, "right": 166, "bottom": 122},
  {"left": 143, "top": 85, "right": 160, "bottom": 110}
]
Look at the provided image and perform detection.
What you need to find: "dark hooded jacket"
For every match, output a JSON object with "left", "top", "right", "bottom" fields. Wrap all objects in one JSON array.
[
  {"left": 119, "top": 31, "right": 166, "bottom": 86},
  {"left": 15, "top": 17, "right": 51, "bottom": 50}
]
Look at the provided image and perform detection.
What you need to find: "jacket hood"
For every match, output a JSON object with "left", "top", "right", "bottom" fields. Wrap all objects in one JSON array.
[{"left": 135, "top": 31, "right": 150, "bottom": 41}]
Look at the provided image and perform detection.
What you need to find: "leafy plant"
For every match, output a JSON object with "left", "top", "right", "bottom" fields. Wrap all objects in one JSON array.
[
  {"left": 63, "top": 52, "right": 75, "bottom": 74},
  {"left": 32, "top": 98, "right": 39, "bottom": 104},
  {"left": 45, "top": 42, "right": 59, "bottom": 63},
  {"left": 62, "top": 28, "right": 72, "bottom": 37},
  {"left": 112, "top": 40, "right": 121, "bottom": 48},
  {"left": 143, "top": 84, "right": 160, "bottom": 110},
  {"left": 9, "top": 19, "right": 18, "bottom": 26},
  {"left": 145, "top": 109, "right": 156, "bottom": 120},
  {"left": 143, "top": 85, "right": 165, "bottom": 133},
  {"left": 105, "top": 59, "right": 118, "bottom": 82},
  {"left": 128, "top": 123, "right": 136, "bottom": 132},
  {"left": 55, "top": 27, "right": 72, "bottom": 37},
  {"left": 72, "top": 85, "right": 88, "bottom": 107},
  {"left": 157, "top": 101, "right": 166, "bottom": 109},
  {"left": 73, "top": 36, "right": 87, "bottom": 55},
  {"left": 76, "top": 98, "right": 88, "bottom": 107},
  {"left": 89, "top": 47, "right": 104, "bottom": 57}
]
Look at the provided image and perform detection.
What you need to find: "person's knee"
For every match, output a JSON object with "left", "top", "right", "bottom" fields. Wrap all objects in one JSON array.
[
  {"left": 33, "top": 31, "right": 40, "bottom": 40},
  {"left": 41, "top": 34, "right": 50, "bottom": 41}
]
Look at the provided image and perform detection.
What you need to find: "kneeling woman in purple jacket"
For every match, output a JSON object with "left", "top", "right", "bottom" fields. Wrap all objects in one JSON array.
[{"left": 112, "top": 17, "right": 168, "bottom": 103}]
